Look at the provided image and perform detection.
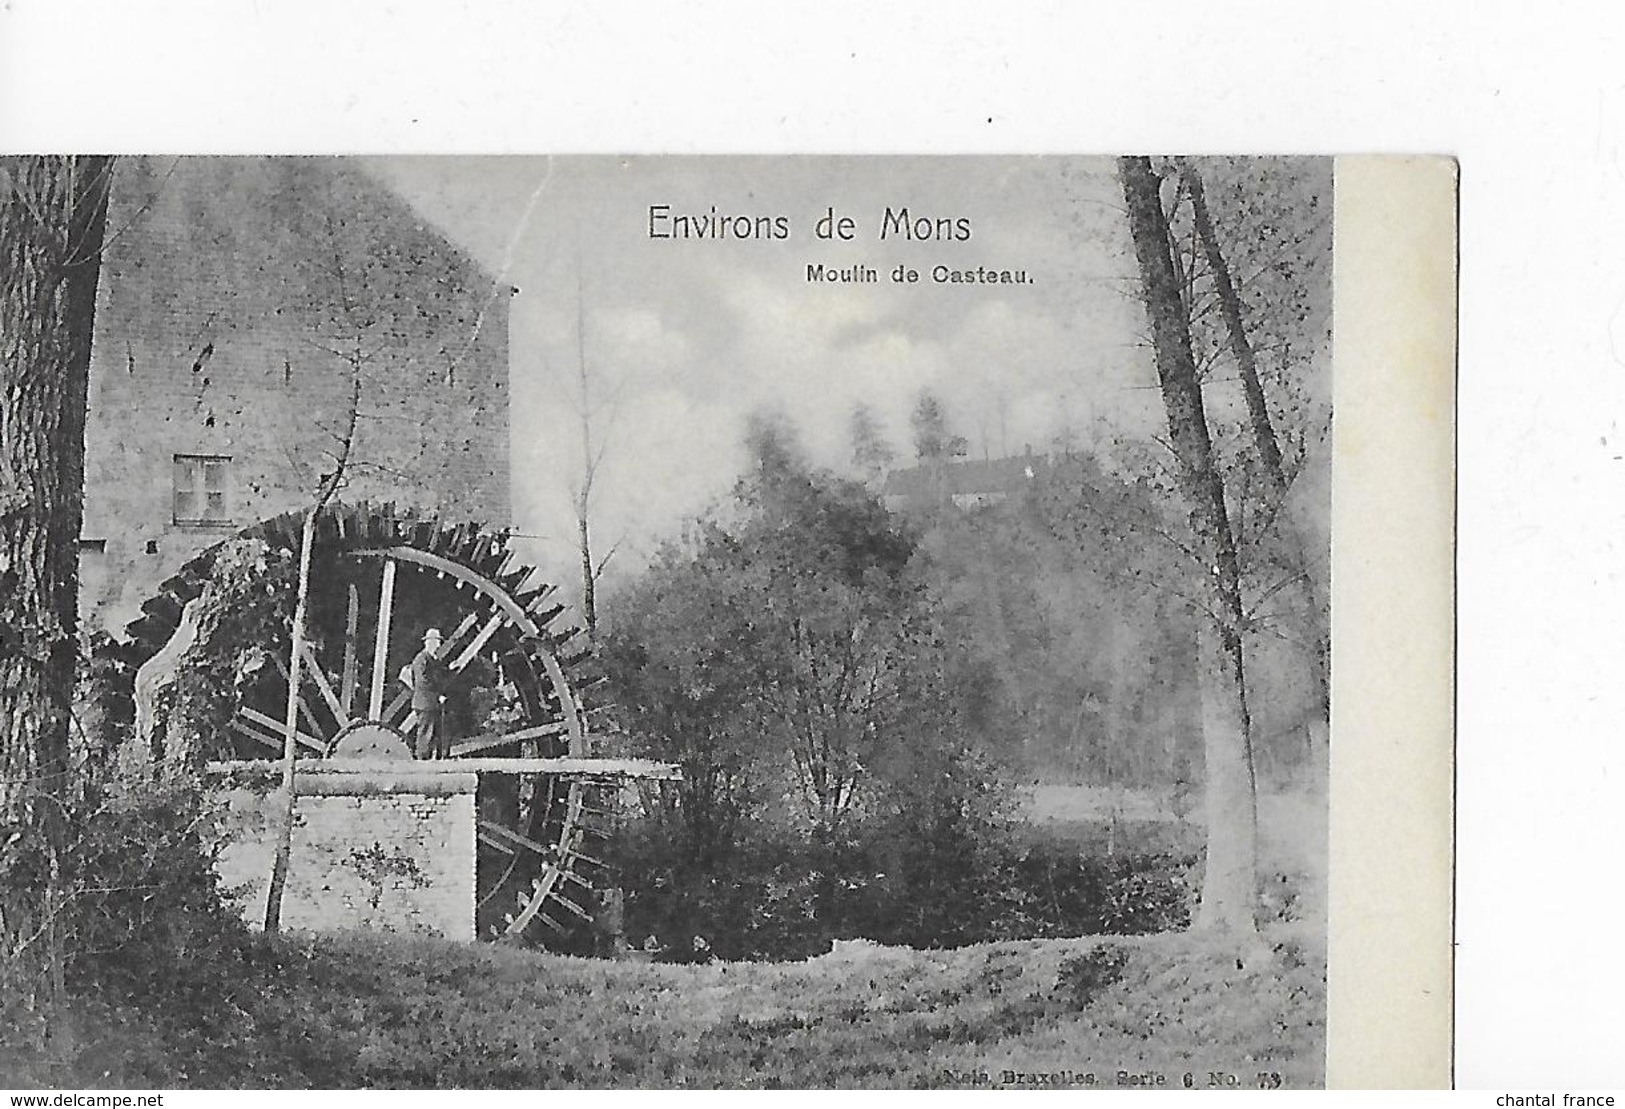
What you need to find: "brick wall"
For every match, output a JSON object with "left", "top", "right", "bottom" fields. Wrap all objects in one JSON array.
[
  {"left": 215, "top": 765, "right": 477, "bottom": 941},
  {"left": 81, "top": 156, "right": 511, "bottom": 634}
]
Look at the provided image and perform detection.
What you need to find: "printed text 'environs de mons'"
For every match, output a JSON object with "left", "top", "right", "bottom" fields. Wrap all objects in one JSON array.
[{"left": 647, "top": 205, "right": 973, "bottom": 242}]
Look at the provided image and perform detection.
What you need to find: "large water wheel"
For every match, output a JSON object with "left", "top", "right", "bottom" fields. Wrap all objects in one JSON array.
[{"left": 123, "top": 502, "right": 626, "bottom": 943}]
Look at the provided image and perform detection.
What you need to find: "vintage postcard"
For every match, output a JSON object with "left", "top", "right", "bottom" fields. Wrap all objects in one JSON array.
[{"left": 0, "top": 153, "right": 1454, "bottom": 1089}]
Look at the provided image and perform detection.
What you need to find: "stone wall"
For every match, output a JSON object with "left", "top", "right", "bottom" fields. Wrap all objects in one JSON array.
[
  {"left": 215, "top": 765, "right": 477, "bottom": 941},
  {"left": 81, "top": 156, "right": 512, "bottom": 635}
]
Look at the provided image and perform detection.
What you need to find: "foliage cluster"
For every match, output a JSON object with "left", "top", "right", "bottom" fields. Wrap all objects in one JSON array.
[
  {"left": 146, "top": 538, "right": 297, "bottom": 767},
  {"left": 4, "top": 571, "right": 268, "bottom": 1075},
  {"left": 893, "top": 435, "right": 1323, "bottom": 791},
  {"left": 598, "top": 429, "right": 1199, "bottom": 956},
  {"left": 1056, "top": 942, "right": 1131, "bottom": 1008},
  {"left": 918, "top": 454, "right": 1207, "bottom": 786},
  {"left": 0, "top": 757, "right": 251, "bottom": 1075},
  {"left": 347, "top": 842, "right": 429, "bottom": 911},
  {"left": 598, "top": 428, "right": 1021, "bottom": 956},
  {"left": 604, "top": 757, "right": 1033, "bottom": 962},
  {"left": 607, "top": 817, "right": 1194, "bottom": 962}
]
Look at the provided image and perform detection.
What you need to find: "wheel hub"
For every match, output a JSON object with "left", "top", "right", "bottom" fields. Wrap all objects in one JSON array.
[{"left": 328, "top": 720, "right": 412, "bottom": 759}]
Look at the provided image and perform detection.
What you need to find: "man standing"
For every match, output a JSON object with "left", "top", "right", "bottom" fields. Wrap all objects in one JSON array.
[{"left": 402, "top": 628, "right": 450, "bottom": 759}]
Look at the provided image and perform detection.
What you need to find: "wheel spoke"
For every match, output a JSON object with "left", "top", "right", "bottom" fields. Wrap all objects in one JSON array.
[
  {"left": 450, "top": 613, "right": 505, "bottom": 672},
  {"left": 566, "top": 850, "right": 608, "bottom": 871},
  {"left": 438, "top": 607, "right": 487, "bottom": 662},
  {"left": 503, "top": 878, "right": 557, "bottom": 936},
  {"left": 546, "top": 890, "right": 593, "bottom": 921},
  {"left": 269, "top": 652, "right": 326, "bottom": 736},
  {"left": 367, "top": 557, "right": 398, "bottom": 718},
  {"left": 228, "top": 718, "right": 282, "bottom": 754},
  {"left": 448, "top": 721, "right": 568, "bottom": 758},
  {"left": 340, "top": 582, "right": 360, "bottom": 716},
  {"left": 476, "top": 817, "right": 561, "bottom": 860},
  {"left": 234, "top": 706, "right": 326, "bottom": 754},
  {"left": 299, "top": 641, "right": 350, "bottom": 726},
  {"left": 381, "top": 692, "right": 409, "bottom": 727}
]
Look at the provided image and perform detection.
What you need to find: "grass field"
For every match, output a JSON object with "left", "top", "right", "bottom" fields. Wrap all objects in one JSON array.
[
  {"left": 6, "top": 783, "right": 1328, "bottom": 1089},
  {"left": 11, "top": 925, "right": 1324, "bottom": 1089}
]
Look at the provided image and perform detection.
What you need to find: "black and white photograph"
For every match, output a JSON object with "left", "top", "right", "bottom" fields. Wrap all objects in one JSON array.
[
  {"left": 17, "top": 1, "right": 1625, "bottom": 1096},
  {"left": 0, "top": 152, "right": 1370, "bottom": 1089}
]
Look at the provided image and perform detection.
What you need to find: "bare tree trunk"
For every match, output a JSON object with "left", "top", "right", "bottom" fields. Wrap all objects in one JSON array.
[
  {"left": 1182, "top": 159, "right": 1330, "bottom": 786},
  {"left": 263, "top": 507, "right": 315, "bottom": 934},
  {"left": 577, "top": 500, "right": 596, "bottom": 637},
  {"left": 264, "top": 361, "right": 359, "bottom": 933},
  {"left": 574, "top": 268, "right": 599, "bottom": 638},
  {"left": 1119, "top": 155, "right": 1258, "bottom": 935},
  {"left": 0, "top": 155, "right": 113, "bottom": 1022}
]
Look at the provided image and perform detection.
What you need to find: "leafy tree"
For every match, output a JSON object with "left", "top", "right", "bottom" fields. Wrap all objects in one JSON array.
[
  {"left": 1174, "top": 157, "right": 1330, "bottom": 782},
  {"left": 602, "top": 416, "right": 993, "bottom": 935},
  {"left": 848, "top": 402, "right": 894, "bottom": 486},
  {"left": 909, "top": 389, "right": 967, "bottom": 461},
  {"left": 614, "top": 417, "right": 949, "bottom": 831},
  {"left": 1180, "top": 159, "right": 1287, "bottom": 483},
  {"left": 910, "top": 390, "right": 949, "bottom": 461},
  {"left": 897, "top": 445, "right": 1214, "bottom": 807},
  {"left": 600, "top": 531, "right": 766, "bottom": 867},
  {"left": 1118, "top": 155, "right": 1258, "bottom": 935}
]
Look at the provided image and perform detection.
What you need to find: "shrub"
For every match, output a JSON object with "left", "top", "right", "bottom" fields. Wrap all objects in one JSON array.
[
  {"left": 840, "top": 745, "right": 1030, "bottom": 949},
  {"left": 60, "top": 775, "right": 252, "bottom": 1026},
  {"left": 606, "top": 794, "right": 1196, "bottom": 960},
  {"left": 1, "top": 717, "right": 256, "bottom": 1081},
  {"left": 1055, "top": 944, "right": 1131, "bottom": 1008},
  {"left": 1010, "top": 842, "right": 1195, "bottom": 937},
  {"left": 609, "top": 816, "right": 834, "bottom": 962}
]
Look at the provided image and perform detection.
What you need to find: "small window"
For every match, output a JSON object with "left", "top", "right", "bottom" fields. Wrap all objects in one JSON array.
[{"left": 173, "top": 454, "right": 232, "bottom": 526}]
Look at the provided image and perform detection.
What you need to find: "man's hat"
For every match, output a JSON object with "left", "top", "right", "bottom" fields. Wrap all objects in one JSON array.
[{"left": 423, "top": 628, "right": 442, "bottom": 642}]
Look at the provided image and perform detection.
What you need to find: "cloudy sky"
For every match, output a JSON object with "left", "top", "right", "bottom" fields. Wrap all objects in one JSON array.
[{"left": 359, "top": 156, "right": 1172, "bottom": 581}]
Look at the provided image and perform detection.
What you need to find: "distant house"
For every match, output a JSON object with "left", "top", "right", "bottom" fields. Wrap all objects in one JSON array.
[
  {"left": 879, "top": 452, "right": 1052, "bottom": 513},
  {"left": 78, "top": 157, "right": 512, "bottom": 635}
]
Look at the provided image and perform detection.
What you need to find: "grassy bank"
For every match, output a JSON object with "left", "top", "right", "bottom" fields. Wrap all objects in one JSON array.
[{"left": 8, "top": 928, "right": 1323, "bottom": 1089}]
